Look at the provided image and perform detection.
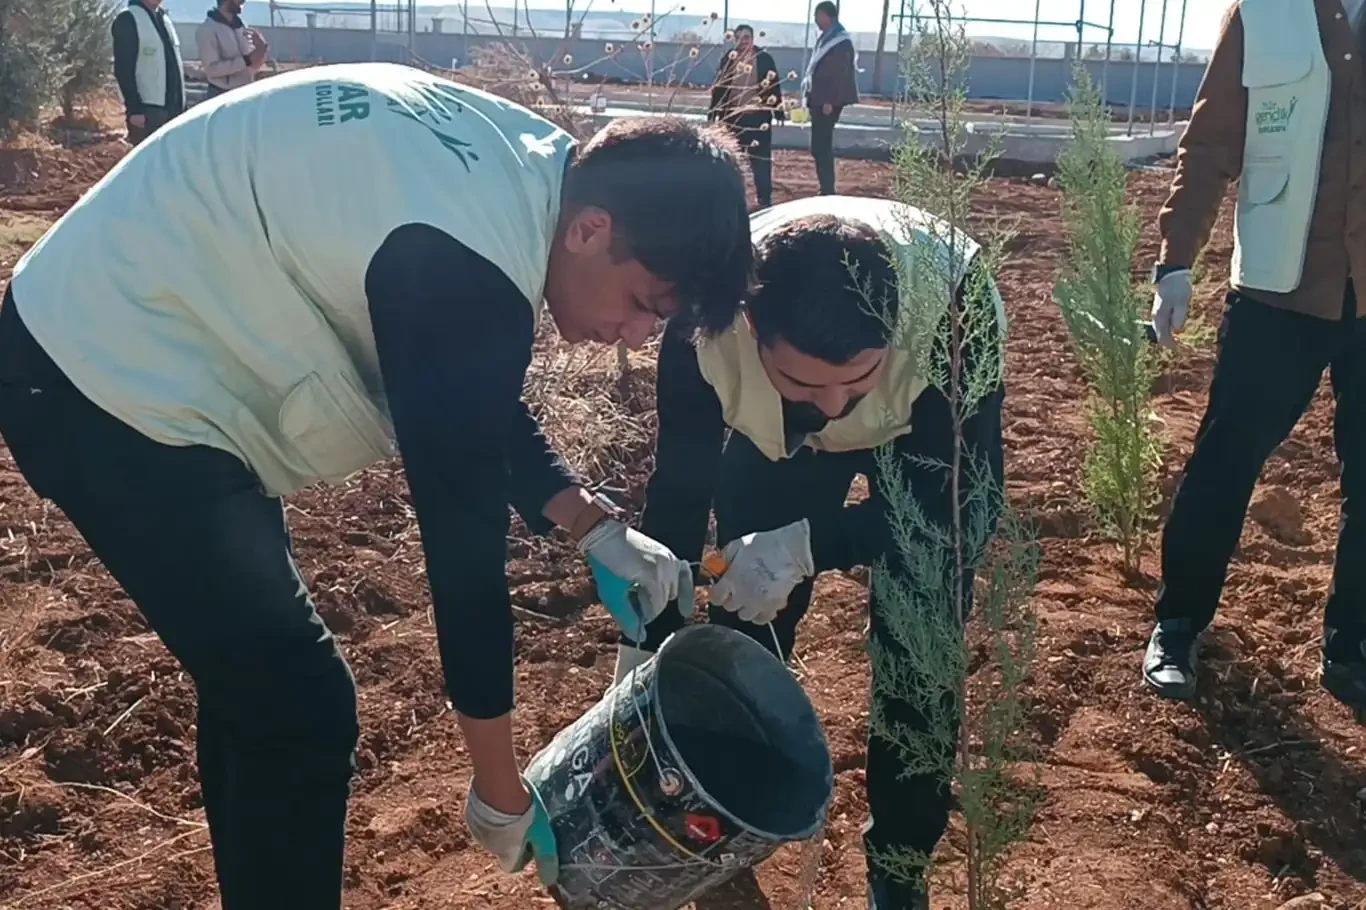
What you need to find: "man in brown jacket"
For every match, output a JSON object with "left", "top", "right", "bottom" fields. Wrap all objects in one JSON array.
[
  {"left": 195, "top": 0, "right": 267, "bottom": 98},
  {"left": 801, "top": 1, "right": 858, "bottom": 195},
  {"left": 1143, "top": 0, "right": 1366, "bottom": 717}
]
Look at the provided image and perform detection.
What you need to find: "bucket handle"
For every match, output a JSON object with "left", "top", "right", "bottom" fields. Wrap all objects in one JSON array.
[{"left": 609, "top": 668, "right": 736, "bottom": 870}]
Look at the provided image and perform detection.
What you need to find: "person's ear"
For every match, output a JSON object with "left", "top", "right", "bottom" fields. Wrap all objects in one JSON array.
[{"left": 562, "top": 207, "right": 614, "bottom": 256}]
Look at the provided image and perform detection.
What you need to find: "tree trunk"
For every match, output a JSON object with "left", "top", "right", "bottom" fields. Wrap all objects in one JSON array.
[{"left": 871, "top": 0, "right": 892, "bottom": 94}]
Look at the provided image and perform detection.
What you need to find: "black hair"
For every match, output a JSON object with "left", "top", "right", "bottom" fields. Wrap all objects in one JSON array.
[
  {"left": 814, "top": 1, "right": 839, "bottom": 19},
  {"left": 563, "top": 117, "right": 754, "bottom": 335},
  {"left": 733, "top": 23, "right": 754, "bottom": 37},
  {"left": 746, "top": 214, "right": 897, "bottom": 364}
]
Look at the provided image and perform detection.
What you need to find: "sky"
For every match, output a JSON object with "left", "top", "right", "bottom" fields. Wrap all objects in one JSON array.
[{"left": 517, "top": 0, "right": 1229, "bottom": 51}]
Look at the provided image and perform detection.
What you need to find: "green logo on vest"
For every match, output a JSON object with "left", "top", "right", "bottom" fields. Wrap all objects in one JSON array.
[
  {"left": 384, "top": 82, "right": 481, "bottom": 172},
  {"left": 1255, "top": 96, "right": 1297, "bottom": 135},
  {"left": 315, "top": 82, "right": 371, "bottom": 126}
]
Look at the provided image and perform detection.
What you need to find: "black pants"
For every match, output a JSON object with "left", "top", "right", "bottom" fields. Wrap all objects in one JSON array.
[
  {"left": 0, "top": 294, "right": 358, "bottom": 909},
  {"left": 809, "top": 105, "right": 842, "bottom": 195},
  {"left": 643, "top": 431, "right": 983, "bottom": 896},
  {"left": 729, "top": 113, "right": 773, "bottom": 208},
  {"left": 1156, "top": 287, "right": 1366, "bottom": 656},
  {"left": 128, "top": 104, "right": 176, "bottom": 145}
]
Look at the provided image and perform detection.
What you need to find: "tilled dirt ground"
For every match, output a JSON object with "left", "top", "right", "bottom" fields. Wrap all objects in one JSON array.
[{"left": 1, "top": 133, "right": 1364, "bottom": 910}]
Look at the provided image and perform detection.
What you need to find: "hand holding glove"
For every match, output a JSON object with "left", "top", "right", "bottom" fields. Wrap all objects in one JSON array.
[
  {"left": 581, "top": 520, "right": 695, "bottom": 642},
  {"left": 712, "top": 519, "right": 814, "bottom": 625},
  {"left": 1151, "top": 268, "right": 1191, "bottom": 348},
  {"left": 465, "top": 779, "right": 559, "bottom": 886}
]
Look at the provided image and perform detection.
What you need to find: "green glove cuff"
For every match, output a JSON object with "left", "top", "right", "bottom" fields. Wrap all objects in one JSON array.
[{"left": 514, "top": 777, "right": 559, "bottom": 886}]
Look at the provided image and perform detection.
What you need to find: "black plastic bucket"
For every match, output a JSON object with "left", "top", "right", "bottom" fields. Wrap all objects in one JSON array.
[{"left": 524, "top": 624, "right": 834, "bottom": 910}]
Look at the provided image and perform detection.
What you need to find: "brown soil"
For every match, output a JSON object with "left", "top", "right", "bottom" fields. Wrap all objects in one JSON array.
[{"left": 1, "top": 138, "right": 1364, "bottom": 910}]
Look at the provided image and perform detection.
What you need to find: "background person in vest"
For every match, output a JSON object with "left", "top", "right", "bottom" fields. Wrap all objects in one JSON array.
[
  {"left": 709, "top": 24, "right": 784, "bottom": 209},
  {"left": 1143, "top": 0, "right": 1366, "bottom": 713},
  {"left": 802, "top": 1, "right": 859, "bottom": 196},
  {"left": 196, "top": 0, "right": 269, "bottom": 99},
  {"left": 0, "top": 63, "right": 752, "bottom": 907},
  {"left": 112, "top": 0, "right": 186, "bottom": 144},
  {"left": 621, "top": 196, "right": 1006, "bottom": 910}
]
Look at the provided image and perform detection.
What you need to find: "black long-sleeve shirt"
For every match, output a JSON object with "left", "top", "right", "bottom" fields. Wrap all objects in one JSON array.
[
  {"left": 640, "top": 276, "right": 1004, "bottom": 576},
  {"left": 709, "top": 47, "right": 783, "bottom": 125},
  {"left": 366, "top": 223, "right": 577, "bottom": 720},
  {"left": 112, "top": 1, "right": 186, "bottom": 117}
]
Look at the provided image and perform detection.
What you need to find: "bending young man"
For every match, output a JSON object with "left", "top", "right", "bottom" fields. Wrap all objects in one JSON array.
[
  {"left": 625, "top": 196, "right": 1006, "bottom": 910},
  {"left": 0, "top": 62, "right": 752, "bottom": 908}
]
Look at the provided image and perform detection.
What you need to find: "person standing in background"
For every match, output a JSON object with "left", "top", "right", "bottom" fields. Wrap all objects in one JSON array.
[
  {"left": 196, "top": 0, "right": 269, "bottom": 99},
  {"left": 1142, "top": 0, "right": 1366, "bottom": 716},
  {"left": 802, "top": 0, "right": 858, "bottom": 195},
  {"left": 709, "top": 24, "right": 785, "bottom": 209},
  {"left": 112, "top": 0, "right": 186, "bottom": 144}
]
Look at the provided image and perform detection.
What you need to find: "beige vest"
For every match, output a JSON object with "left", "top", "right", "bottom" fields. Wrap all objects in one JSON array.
[
  {"left": 1233, "top": 0, "right": 1332, "bottom": 293},
  {"left": 697, "top": 196, "right": 1005, "bottom": 462},
  {"left": 12, "top": 63, "right": 573, "bottom": 496},
  {"left": 127, "top": 3, "right": 182, "bottom": 107}
]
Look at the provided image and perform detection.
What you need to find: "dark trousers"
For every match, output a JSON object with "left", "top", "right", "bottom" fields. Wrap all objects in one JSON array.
[
  {"left": 729, "top": 113, "right": 773, "bottom": 208},
  {"left": 0, "top": 295, "right": 358, "bottom": 909},
  {"left": 644, "top": 431, "right": 972, "bottom": 896},
  {"left": 809, "top": 105, "right": 842, "bottom": 195},
  {"left": 128, "top": 104, "right": 176, "bottom": 145},
  {"left": 1156, "top": 287, "right": 1366, "bottom": 656}
]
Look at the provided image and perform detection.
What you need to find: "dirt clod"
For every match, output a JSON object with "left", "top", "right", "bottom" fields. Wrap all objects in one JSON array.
[{"left": 1249, "top": 486, "right": 1312, "bottom": 546}]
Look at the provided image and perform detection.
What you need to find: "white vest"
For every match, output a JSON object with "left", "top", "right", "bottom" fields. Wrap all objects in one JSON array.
[
  {"left": 697, "top": 196, "right": 1006, "bottom": 462},
  {"left": 1232, "top": 0, "right": 1332, "bottom": 293},
  {"left": 127, "top": 3, "right": 182, "bottom": 108},
  {"left": 12, "top": 63, "right": 574, "bottom": 496}
]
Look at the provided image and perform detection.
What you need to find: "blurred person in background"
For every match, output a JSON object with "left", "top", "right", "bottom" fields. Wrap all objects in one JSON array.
[
  {"left": 1143, "top": 0, "right": 1366, "bottom": 716},
  {"left": 0, "top": 63, "right": 752, "bottom": 909},
  {"left": 709, "top": 23, "right": 785, "bottom": 209},
  {"left": 112, "top": 0, "right": 186, "bottom": 144},
  {"left": 622, "top": 196, "right": 1007, "bottom": 910},
  {"left": 802, "top": 0, "right": 858, "bottom": 195},
  {"left": 196, "top": 0, "right": 269, "bottom": 99}
]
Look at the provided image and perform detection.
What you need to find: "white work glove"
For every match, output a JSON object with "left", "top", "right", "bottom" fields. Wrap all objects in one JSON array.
[
  {"left": 1151, "top": 269, "right": 1192, "bottom": 348},
  {"left": 464, "top": 780, "right": 559, "bottom": 885},
  {"left": 712, "top": 519, "right": 815, "bottom": 625},
  {"left": 581, "top": 520, "right": 695, "bottom": 641}
]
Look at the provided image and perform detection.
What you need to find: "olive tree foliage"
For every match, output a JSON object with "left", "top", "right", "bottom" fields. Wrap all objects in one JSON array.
[{"left": 0, "top": 0, "right": 114, "bottom": 135}]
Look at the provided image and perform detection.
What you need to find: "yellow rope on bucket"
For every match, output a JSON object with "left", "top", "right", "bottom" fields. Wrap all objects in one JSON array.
[{"left": 607, "top": 674, "right": 720, "bottom": 867}]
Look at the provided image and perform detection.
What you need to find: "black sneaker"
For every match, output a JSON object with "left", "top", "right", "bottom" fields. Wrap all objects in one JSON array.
[
  {"left": 1142, "top": 618, "right": 1199, "bottom": 700},
  {"left": 1322, "top": 630, "right": 1366, "bottom": 718},
  {"left": 868, "top": 872, "right": 929, "bottom": 910}
]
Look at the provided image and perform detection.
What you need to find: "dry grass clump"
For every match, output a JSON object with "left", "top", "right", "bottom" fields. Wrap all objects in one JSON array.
[{"left": 524, "top": 322, "right": 659, "bottom": 484}]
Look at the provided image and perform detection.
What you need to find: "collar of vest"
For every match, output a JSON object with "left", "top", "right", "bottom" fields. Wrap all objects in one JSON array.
[{"left": 695, "top": 311, "right": 926, "bottom": 462}]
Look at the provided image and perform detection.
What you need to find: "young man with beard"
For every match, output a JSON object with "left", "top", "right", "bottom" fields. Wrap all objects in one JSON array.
[
  {"left": 709, "top": 24, "right": 785, "bottom": 208},
  {"left": 0, "top": 63, "right": 752, "bottom": 908},
  {"left": 196, "top": 0, "right": 269, "bottom": 98},
  {"left": 621, "top": 195, "right": 1007, "bottom": 910}
]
